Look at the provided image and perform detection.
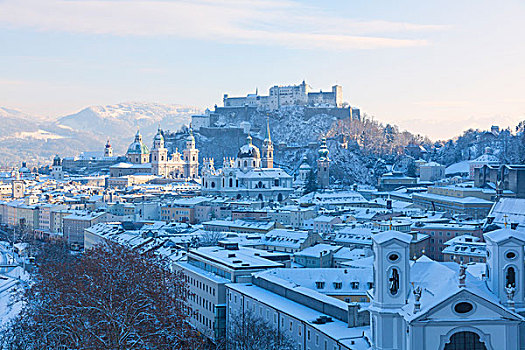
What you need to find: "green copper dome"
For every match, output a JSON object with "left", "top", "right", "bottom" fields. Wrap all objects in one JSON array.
[{"left": 127, "top": 130, "right": 150, "bottom": 155}]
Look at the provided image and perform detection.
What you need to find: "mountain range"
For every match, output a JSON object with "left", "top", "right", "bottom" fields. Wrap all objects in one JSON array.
[{"left": 0, "top": 103, "right": 199, "bottom": 167}]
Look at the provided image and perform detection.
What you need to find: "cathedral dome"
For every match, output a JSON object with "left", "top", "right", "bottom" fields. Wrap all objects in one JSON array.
[
  {"left": 127, "top": 131, "right": 149, "bottom": 155},
  {"left": 237, "top": 135, "right": 260, "bottom": 159}
]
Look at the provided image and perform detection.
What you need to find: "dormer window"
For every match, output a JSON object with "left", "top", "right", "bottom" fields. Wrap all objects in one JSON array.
[
  {"left": 351, "top": 282, "right": 359, "bottom": 289},
  {"left": 315, "top": 281, "right": 325, "bottom": 289},
  {"left": 333, "top": 282, "right": 342, "bottom": 290}
]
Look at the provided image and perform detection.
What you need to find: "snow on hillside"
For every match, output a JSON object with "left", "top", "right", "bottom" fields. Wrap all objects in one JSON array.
[{"left": 57, "top": 102, "right": 200, "bottom": 143}]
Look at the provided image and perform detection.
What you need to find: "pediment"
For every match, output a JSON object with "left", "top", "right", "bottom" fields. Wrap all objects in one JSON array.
[{"left": 411, "top": 289, "right": 522, "bottom": 323}]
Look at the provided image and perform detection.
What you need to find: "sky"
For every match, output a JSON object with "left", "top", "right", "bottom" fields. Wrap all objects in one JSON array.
[{"left": 0, "top": 0, "right": 524, "bottom": 140}]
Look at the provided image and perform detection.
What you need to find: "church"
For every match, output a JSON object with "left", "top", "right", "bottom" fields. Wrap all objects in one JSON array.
[
  {"left": 368, "top": 227, "right": 525, "bottom": 350},
  {"left": 201, "top": 121, "right": 293, "bottom": 201},
  {"left": 109, "top": 128, "right": 199, "bottom": 179}
]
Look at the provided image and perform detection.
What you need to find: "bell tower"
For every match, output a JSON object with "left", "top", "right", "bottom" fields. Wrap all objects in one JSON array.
[
  {"left": 261, "top": 118, "right": 274, "bottom": 169},
  {"left": 370, "top": 230, "right": 411, "bottom": 350},
  {"left": 317, "top": 137, "right": 330, "bottom": 189},
  {"left": 151, "top": 127, "right": 168, "bottom": 177},
  {"left": 485, "top": 228, "right": 525, "bottom": 308},
  {"left": 104, "top": 139, "right": 113, "bottom": 157},
  {"left": 183, "top": 126, "right": 199, "bottom": 179},
  {"left": 11, "top": 168, "right": 25, "bottom": 199}
]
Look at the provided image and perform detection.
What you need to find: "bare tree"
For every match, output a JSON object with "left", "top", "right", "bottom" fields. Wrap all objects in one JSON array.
[
  {"left": 198, "top": 231, "right": 226, "bottom": 247},
  {"left": 226, "top": 310, "right": 297, "bottom": 350},
  {"left": 1, "top": 242, "right": 207, "bottom": 350}
]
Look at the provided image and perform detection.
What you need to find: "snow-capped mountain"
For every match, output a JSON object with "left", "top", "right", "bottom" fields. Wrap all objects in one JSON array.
[
  {"left": 57, "top": 102, "right": 199, "bottom": 143},
  {"left": 0, "top": 102, "right": 200, "bottom": 166}
]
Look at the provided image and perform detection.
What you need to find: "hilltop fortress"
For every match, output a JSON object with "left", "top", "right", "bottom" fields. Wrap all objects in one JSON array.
[{"left": 223, "top": 80, "right": 343, "bottom": 111}]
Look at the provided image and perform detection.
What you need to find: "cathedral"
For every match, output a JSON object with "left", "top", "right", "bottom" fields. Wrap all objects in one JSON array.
[
  {"left": 201, "top": 120, "right": 293, "bottom": 201},
  {"left": 109, "top": 128, "right": 199, "bottom": 179}
]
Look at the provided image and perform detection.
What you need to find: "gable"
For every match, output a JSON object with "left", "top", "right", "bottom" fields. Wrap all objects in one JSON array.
[{"left": 411, "top": 289, "right": 522, "bottom": 324}]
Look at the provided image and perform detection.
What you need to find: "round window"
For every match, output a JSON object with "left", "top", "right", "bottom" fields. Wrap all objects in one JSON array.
[
  {"left": 506, "top": 251, "right": 517, "bottom": 260},
  {"left": 388, "top": 253, "right": 399, "bottom": 262},
  {"left": 454, "top": 302, "right": 473, "bottom": 314}
]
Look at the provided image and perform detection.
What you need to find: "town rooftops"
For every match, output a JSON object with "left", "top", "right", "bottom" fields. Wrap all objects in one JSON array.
[{"left": 188, "top": 246, "right": 284, "bottom": 270}]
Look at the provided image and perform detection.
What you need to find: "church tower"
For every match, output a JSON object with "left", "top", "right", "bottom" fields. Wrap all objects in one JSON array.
[
  {"left": 104, "top": 139, "right": 113, "bottom": 158},
  {"left": 485, "top": 228, "right": 525, "bottom": 309},
  {"left": 370, "top": 230, "right": 411, "bottom": 350},
  {"left": 183, "top": 126, "right": 199, "bottom": 179},
  {"left": 317, "top": 137, "right": 330, "bottom": 189},
  {"left": 261, "top": 118, "right": 274, "bottom": 169},
  {"left": 11, "top": 168, "right": 25, "bottom": 199},
  {"left": 51, "top": 155, "right": 64, "bottom": 180},
  {"left": 151, "top": 127, "right": 168, "bottom": 177}
]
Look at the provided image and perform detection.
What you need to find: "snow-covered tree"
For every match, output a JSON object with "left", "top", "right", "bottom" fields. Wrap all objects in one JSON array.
[{"left": 1, "top": 242, "right": 206, "bottom": 350}]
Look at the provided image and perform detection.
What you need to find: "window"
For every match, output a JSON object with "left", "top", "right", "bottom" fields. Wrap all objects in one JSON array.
[
  {"left": 506, "top": 251, "right": 517, "bottom": 260},
  {"left": 389, "top": 268, "right": 400, "bottom": 295},
  {"left": 506, "top": 266, "right": 516, "bottom": 287},
  {"left": 333, "top": 282, "right": 342, "bottom": 289},
  {"left": 351, "top": 282, "right": 359, "bottom": 289},
  {"left": 315, "top": 281, "right": 325, "bottom": 289}
]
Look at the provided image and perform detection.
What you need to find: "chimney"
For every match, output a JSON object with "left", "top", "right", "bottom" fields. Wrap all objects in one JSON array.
[{"left": 347, "top": 303, "right": 359, "bottom": 327}]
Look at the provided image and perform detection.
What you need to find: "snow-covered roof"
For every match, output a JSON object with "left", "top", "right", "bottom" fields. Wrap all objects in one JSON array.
[
  {"left": 484, "top": 228, "right": 525, "bottom": 244},
  {"left": 445, "top": 160, "right": 470, "bottom": 175},
  {"left": 294, "top": 244, "right": 342, "bottom": 258},
  {"left": 372, "top": 230, "right": 412, "bottom": 245},
  {"left": 394, "top": 257, "right": 523, "bottom": 323}
]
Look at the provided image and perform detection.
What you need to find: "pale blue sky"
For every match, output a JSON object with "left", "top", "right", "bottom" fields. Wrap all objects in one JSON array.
[{"left": 1, "top": 0, "right": 524, "bottom": 139}]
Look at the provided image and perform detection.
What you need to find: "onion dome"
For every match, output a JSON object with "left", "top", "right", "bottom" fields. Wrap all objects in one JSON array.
[
  {"left": 237, "top": 135, "right": 260, "bottom": 158},
  {"left": 318, "top": 137, "right": 329, "bottom": 160}
]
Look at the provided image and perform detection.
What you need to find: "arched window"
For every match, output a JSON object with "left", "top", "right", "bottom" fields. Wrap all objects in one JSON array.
[
  {"left": 211, "top": 182, "right": 215, "bottom": 188},
  {"left": 444, "top": 331, "right": 487, "bottom": 350},
  {"left": 257, "top": 181, "right": 263, "bottom": 189},
  {"left": 252, "top": 160, "right": 255, "bottom": 166},
  {"left": 244, "top": 161, "right": 247, "bottom": 167},
  {"left": 229, "top": 178, "right": 233, "bottom": 187},
  {"left": 389, "top": 268, "right": 400, "bottom": 295},
  {"left": 506, "top": 266, "right": 516, "bottom": 287},
  {"left": 277, "top": 193, "right": 283, "bottom": 202},
  {"left": 236, "top": 179, "right": 239, "bottom": 187}
]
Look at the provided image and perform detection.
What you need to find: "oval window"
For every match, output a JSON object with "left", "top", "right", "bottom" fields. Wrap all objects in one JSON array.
[
  {"left": 506, "top": 251, "right": 516, "bottom": 260},
  {"left": 388, "top": 253, "right": 399, "bottom": 262},
  {"left": 454, "top": 302, "right": 473, "bottom": 314}
]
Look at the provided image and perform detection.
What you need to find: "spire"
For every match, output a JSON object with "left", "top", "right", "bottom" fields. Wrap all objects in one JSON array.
[
  {"left": 247, "top": 135, "right": 253, "bottom": 145},
  {"left": 265, "top": 117, "right": 271, "bottom": 142}
]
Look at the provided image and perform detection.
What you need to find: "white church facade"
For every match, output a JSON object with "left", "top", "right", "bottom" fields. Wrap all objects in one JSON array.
[
  {"left": 369, "top": 228, "right": 525, "bottom": 350},
  {"left": 109, "top": 128, "right": 199, "bottom": 180},
  {"left": 201, "top": 121, "right": 293, "bottom": 201}
]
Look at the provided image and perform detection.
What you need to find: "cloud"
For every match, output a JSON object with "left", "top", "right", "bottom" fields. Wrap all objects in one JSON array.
[{"left": 0, "top": 0, "right": 447, "bottom": 50}]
